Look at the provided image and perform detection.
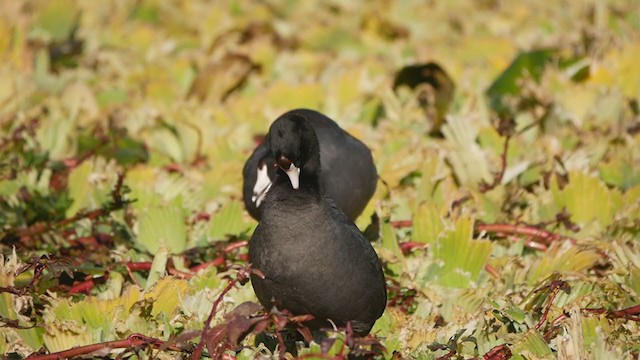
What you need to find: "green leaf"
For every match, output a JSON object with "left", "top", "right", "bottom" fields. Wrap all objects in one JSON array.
[
  {"left": 35, "top": 107, "right": 76, "bottom": 159},
  {"left": 582, "top": 316, "right": 610, "bottom": 348},
  {"left": 42, "top": 299, "right": 94, "bottom": 352},
  {"left": 599, "top": 154, "right": 640, "bottom": 191},
  {"left": 627, "top": 266, "right": 640, "bottom": 297},
  {"left": 486, "top": 49, "right": 556, "bottom": 114},
  {"left": 526, "top": 243, "right": 601, "bottom": 284},
  {"left": 131, "top": 2, "right": 160, "bottom": 23},
  {"left": 137, "top": 206, "right": 188, "bottom": 255},
  {"left": 505, "top": 305, "right": 527, "bottom": 324},
  {"left": 34, "top": 0, "right": 78, "bottom": 42},
  {"left": 559, "top": 56, "right": 590, "bottom": 82},
  {"left": 108, "top": 135, "right": 149, "bottom": 166},
  {"left": 512, "top": 330, "right": 552, "bottom": 357},
  {"left": 145, "top": 246, "right": 169, "bottom": 290},
  {"left": 380, "top": 221, "right": 404, "bottom": 275},
  {"left": 432, "top": 217, "right": 492, "bottom": 288},
  {"left": 412, "top": 203, "right": 444, "bottom": 244},
  {"left": 0, "top": 254, "right": 44, "bottom": 351},
  {"left": 96, "top": 88, "right": 128, "bottom": 108},
  {"left": 551, "top": 171, "right": 622, "bottom": 227},
  {"left": 441, "top": 116, "right": 493, "bottom": 186},
  {"left": 66, "top": 161, "right": 94, "bottom": 217},
  {"left": 0, "top": 179, "right": 20, "bottom": 196},
  {"left": 209, "top": 201, "right": 251, "bottom": 240},
  {"left": 473, "top": 187, "right": 507, "bottom": 223}
]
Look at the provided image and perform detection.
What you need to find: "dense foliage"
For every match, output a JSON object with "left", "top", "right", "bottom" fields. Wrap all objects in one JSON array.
[{"left": 1, "top": 0, "right": 639, "bottom": 359}]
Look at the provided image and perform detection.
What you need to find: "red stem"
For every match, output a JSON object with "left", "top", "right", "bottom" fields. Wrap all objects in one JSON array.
[
  {"left": 484, "top": 264, "right": 500, "bottom": 279},
  {"left": 190, "top": 257, "right": 226, "bottom": 273},
  {"left": 191, "top": 267, "right": 251, "bottom": 359},
  {"left": 482, "top": 343, "right": 512, "bottom": 360},
  {"left": 532, "top": 280, "right": 569, "bottom": 331},
  {"left": 68, "top": 274, "right": 109, "bottom": 294},
  {"left": 390, "top": 220, "right": 412, "bottom": 228},
  {"left": 125, "top": 262, "right": 152, "bottom": 271},
  {"left": 391, "top": 220, "right": 573, "bottom": 250},
  {"left": 223, "top": 240, "right": 249, "bottom": 253},
  {"left": 26, "top": 333, "right": 181, "bottom": 360},
  {"left": 476, "top": 223, "right": 575, "bottom": 245},
  {"left": 400, "top": 241, "right": 428, "bottom": 254}
]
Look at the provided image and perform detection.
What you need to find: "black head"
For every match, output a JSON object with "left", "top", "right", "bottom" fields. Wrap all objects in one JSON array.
[{"left": 267, "top": 114, "right": 321, "bottom": 190}]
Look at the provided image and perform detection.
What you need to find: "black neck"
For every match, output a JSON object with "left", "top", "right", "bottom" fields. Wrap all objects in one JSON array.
[{"left": 300, "top": 154, "right": 320, "bottom": 193}]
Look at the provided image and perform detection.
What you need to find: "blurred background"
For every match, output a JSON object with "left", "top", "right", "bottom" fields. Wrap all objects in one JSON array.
[{"left": 1, "top": 0, "right": 639, "bottom": 358}]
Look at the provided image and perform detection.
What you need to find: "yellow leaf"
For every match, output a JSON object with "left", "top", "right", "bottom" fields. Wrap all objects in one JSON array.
[
  {"left": 412, "top": 203, "right": 444, "bottom": 244},
  {"left": 266, "top": 81, "right": 324, "bottom": 110},
  {"left": 66, "top": 160, "right": 93, "bottom": 217},
  {"left": 590, "top": 42, "right": 640, "bottom": 98},
  {"left": 380, "top": 221, "right": 404, "bottom": 275},
  {"left": 552, "top": 171, "right": 621, "bottom": 227},
  {"left": 433, "top": 217, "right": 492, "bottom": 288},
  {"left": 527, "top": 242, "right": 601, "bottom": 284},
  {"left": 144, "top": 277, "right": 189, "bottom": 317}
]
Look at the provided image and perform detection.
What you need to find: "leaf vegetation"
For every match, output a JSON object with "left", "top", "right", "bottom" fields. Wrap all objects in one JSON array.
[{"left": 1, "top": 0, "right": 639, "bottom": 359}]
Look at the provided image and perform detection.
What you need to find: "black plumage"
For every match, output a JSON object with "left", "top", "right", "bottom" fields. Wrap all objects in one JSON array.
[
  {"left": 242, "top": 109, "right": 377, "bottom": 221},
  {"left": 248, "top": 113, "right": 387, "bottom": 336}
]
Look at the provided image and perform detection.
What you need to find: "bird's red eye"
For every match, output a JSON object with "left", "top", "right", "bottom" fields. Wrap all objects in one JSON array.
[{"left": 277, "top": 155, "right": 292, "bottom": 170}]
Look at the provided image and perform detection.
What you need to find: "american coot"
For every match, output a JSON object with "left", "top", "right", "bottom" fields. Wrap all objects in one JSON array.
[
  {"left": 249, "top": 113, "right": 387, "bottom": 336},
  {"left": 242, "top": 109, "right": 378, "bottom": 221}
]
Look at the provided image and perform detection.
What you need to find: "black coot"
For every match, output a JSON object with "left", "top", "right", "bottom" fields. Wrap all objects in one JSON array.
[
  {"left": 248, "top": 113, "right": 387, "bottom": 336},
  {"left": 242, "top": 109, "right": 377, "bottom": 221}
]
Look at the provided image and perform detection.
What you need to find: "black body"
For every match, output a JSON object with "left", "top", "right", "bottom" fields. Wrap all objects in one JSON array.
[
  {"left": 248, "top": 114, "right": 387, "bottom": 336},
  {"left": 242, "top": 109, "right": 377, "bottom": 221}
]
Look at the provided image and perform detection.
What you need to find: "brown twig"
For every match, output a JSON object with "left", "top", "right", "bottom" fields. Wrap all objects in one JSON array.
[
  {"left": 295, "top": 354, "right": 338, "bottom": 359},
  {"left": 0, "top": 118, "right": 40, "bottom": 151},
  {"left": 191, "top": 265, "right": 256, "bottom": 360},
  {"left": 544, "top": 304, "right": 640, "bottom": 341},
  {"left": 223, "top": 240, "right": 249, "bottom": 253},
  {"left": 399, "top": 241, "right": 429, "bottom": 254},
  {"left": 0, "top": 256, "right": 62, "bottom": 296},
  {"left": 435, "top": 349, "right": 456, "bottom": 360},
  {"left": 189, "top": 257, "right": 226, "bottom": 272},
  {"left": 124, "top": 262, "right": 142, "bottom": 288},
  {"left": 273, "top": 315, "right": 287, "bottom": 360},
  {"left": 428, "top": 344, "right": 455, "bottom": 360},
  {"left": 584, "top": 304, "right": 640, "bottom": 321},
  {"left": 25, "top": 333, "right": 185, "bottom": 360},
  {"left": 482, "top": 343, "right": 512, "bottom": 360},
  {"left": 449, "top": 195, "right": 471, "bottom": 214},
  {"left": 534, "top": 280, "right": 570, "bottom": 330},
  {"left": 190, "top": 241, "right": 249, "bottom": 273},
  {"left": 390, "top": 220, "right": 412, "bottom": 228},
  {"left": 0, "top": 315, "right": 39, "bottom": 329},
  {"left": 124, "top": 262, "right": 153, "bottom": 272},
  {"left": 510, "top": 236, "right": 548, "bottom": 251},
  {"left": 389, "top": 220, "right": 570, "bottom": 251},
  {"left": 68, "top": 274, "right": 108, "bottom": 294},
  {"left": 386, "top": 278, "right": 418, "bottom": 314},
  {"left": 67, "top": 241, "right": 250, "bottom": 296},
  {"left": 476, "top": 223, "right": 576, "bottom": 246},
  {"left": 484, "top": 264, "right": 500, "bottom": 279},
  {"left": 0, "top": 286, "right": 26, "bottom": 296},
  {"left": 479, "top": 135, "right": 511, "bottom": 193}
]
